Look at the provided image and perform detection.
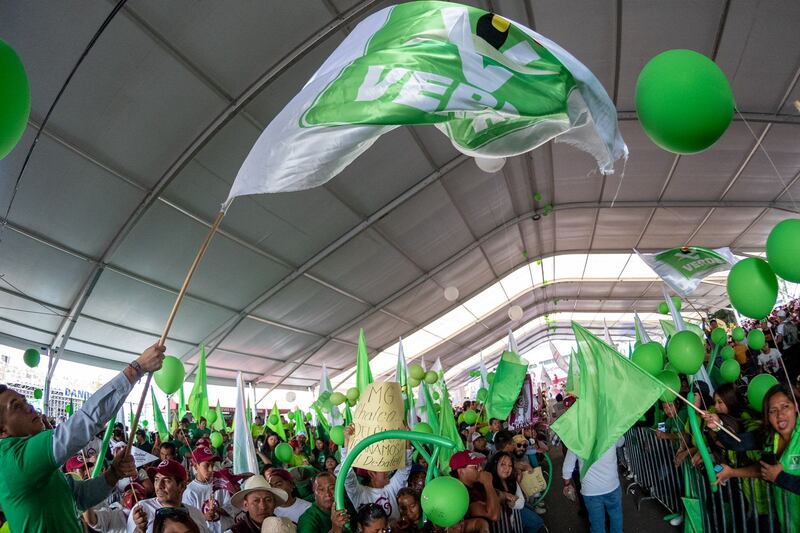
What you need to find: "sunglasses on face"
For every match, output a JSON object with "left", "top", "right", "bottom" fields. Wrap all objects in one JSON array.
[{"left": 516, "top": 443, "right": 528, "bottom": 449}]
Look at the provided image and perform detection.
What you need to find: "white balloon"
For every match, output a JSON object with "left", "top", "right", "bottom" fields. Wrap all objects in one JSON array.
[
  {"left": 474, "top": 157, "right": 506, "bottom": 173},
  {"left": 285, "top": 391, "right": 296, "bottom": 402},
  {"left": 444, "top": 286, "right": 459, "bottom": 302},
  {"left": 508, "top": 305, "right": 524, "bottom": 321}
]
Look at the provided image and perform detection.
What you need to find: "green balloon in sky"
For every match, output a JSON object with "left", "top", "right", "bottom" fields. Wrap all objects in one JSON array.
[
  {"left": 748, "top": 329, "right": 766, "bottom": 351},
  {"left": 424, "top": 371, "right": 438, "bottom": 385},
  {"left": 476, "top": 388, "right": 488, "bottom": 402},
  {"left": 346, "top": 387, "right": 360, "bottom": 402},
  {"left": 766, "top": 219, "right": 800, "bottom": 282},
  {"left": 631, "top": 342, "right": 665, "bottom": 375},
  {"left": 719, "top": 360, "right": 741, "bottom": 384},
  {"left": 23, "top": 348, "right": 40, "bottom": 368},
  {"left": 667, "top": 331, "right": 704, "bottom": 375},
  {"left": 710, "top": 327, "right": 727, "bottom": 346},
  {"left": 658, "top": 302, "right": 669, "bottom": 314},
  {"left": 154, "top": 356, "right": 185, "bottom": 395},
  {"left": 409, "top": 363, "right": 425, "bottom": 381},
  {"left": 33, "top": 388, "right": 42, "bottom": 400},
  {"left": 636, "top": 49, "right": 733, "bottom": 154},
  {"left": 747, "top": 373, "right": 779, "bottom": 411},
  {"left": 657, "top": 370, "right": 681, "bottom": 402},
  {"left": 421, "top": 476, "right": 470, "bottom": 527},
  {"left": 727, "top": 258, "right": 778, "bottom": 320},
  {"left": 0, "top": 39, "right": 30, "bottom": 160}
]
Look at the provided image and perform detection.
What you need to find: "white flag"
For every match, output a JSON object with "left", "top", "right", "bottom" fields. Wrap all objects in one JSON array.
[
  {"left": 634, "top": 311, "right": 651, "bottom": 344},
  {"left": 233, "top": 372, "right": 258, "bottom": 475},
  {"left": 319, "top": 364, "right": 343, "bottom": 426},
  {"left": 226, "top": 2, "right": 626, "bottom": 204},
  {"left": 397, "top": 338, "right": 418, "bottom": 428},
  {"left": 603, "top": 318, "right": 613, "bottom": 346},
  {"left": 479, "top": 351, "right": 489, "bottom": 390},
  {"left": 130, "top": 446, "right": 159, "bottom": 468},
  {"left": 549, "top": 341, "right": 569, "bottom": 372},
  {"left": 507, "top": 329, "right": 519, "bottom": 354}
]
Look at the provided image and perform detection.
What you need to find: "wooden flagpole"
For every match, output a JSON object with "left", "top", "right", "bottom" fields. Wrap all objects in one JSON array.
[{"left": 126, "top": 210, "right": 226, "bottom": 449}]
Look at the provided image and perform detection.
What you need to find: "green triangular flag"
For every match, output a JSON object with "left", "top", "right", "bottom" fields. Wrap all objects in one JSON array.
[
  {"left": 294, "top": 409, "right": 306, "bottom": 437},
  {"left": 212, "top": 400, "right": 225, "bottom": 431},
  {"left": 485, "top": 351, "right": 528, "bottom": 420},
  {"left": 660, "top": 320, "right": 705, "bottom": 342},
  {"left": 551, "top": 322, "right": 666, "bottom": 478},
  {"left": 566, "top": 350, "right": 578, "bottom": 395},
  {"left": 437, "top": 379, "right": 464, "bottom": 474},
  {"left": 681, "top": 497, "right": 704, "bottom": 533},
  {"left": 151, "top": 388, "right": 170, "bottom": 442},
  {"left": 188, "top": 345, "right": 209, "bottom": 421},
  {"left": 356, "top": 329, "right": 373, "bottom": 395},
  {"left": 420, "top": 380, "right": 440, "bottom": 435},
  {"left": 266, "top": 403, "right": 286, "bottom": 441}
]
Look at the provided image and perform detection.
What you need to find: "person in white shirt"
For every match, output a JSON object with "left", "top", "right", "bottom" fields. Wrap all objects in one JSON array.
[
  {"left": 266, "top": 468, "right": 312, "bottom": 524},
  {"left": 336, "top": 425, "right": 412, "bottom": 523},
  {"left": 562, "top": 437, "right": 625, "bottom": 533},
  {"left": 181, "top": 446, "right": 237, "bottom": 533},
  {"left": 127, "top": 459, "right": 209, "bottom": 533},
  {"left": 758, "top": 344, "right": 782, "bottom": 374}
]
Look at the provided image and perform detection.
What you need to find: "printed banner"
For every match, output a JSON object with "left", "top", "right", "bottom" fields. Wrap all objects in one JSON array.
[
  {"left": 636, "top": 246, "right": 736, "bottom": 297},
  {"left": 508, "top": 374, "right": 536, "bottom": 431}
]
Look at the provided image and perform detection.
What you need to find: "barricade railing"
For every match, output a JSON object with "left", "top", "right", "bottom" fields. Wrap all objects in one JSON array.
[{"left": 622, "top": 426, "right": 793, "bottom": 532}]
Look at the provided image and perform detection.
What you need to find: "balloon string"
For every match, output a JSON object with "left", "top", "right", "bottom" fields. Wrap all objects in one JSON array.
[
  {"left": 609, "top": 155, "right": 629, "bottom": 209},
  {"left": 735, "top": 109, "right": 799, "bottom": 212}
]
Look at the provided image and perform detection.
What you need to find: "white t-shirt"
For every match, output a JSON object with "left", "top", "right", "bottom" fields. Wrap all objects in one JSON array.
[
  {"left": 126, "top": 497, "right": 210, "bottom": 533},
  {"left": 336, "top": 448, "right": 412, "bottom": 522},
  {"left": 758, "top": 349, "right": 782, "bottom": 374},
  {"left": 274, "top": 498, "right": 312, "bottom": 524},
  {"left": 562, "top": 437, "right": 624, "bottom": 497},
  {"left": 182, "top": 479, "right": 236, "bottom": 533},
  {"left": 88, "top": 502, "right": 128, "bottom": 533}
]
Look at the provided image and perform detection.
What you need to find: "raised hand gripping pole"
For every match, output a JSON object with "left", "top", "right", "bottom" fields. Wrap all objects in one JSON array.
[{"left": 126, "top": 210, "right": 226, "bottom": 449}]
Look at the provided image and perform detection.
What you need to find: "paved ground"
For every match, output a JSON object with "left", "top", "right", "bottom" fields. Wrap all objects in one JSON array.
[{"left": 539, "top": 449, "right": 676, "bottom": 533}]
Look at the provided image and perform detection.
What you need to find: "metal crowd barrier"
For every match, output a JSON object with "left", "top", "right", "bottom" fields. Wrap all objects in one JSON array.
[{"left": 622, "top": 426, "right": 793, "bottom": 533}]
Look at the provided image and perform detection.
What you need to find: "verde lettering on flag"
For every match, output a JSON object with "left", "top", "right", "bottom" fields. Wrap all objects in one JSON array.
[
  {"left": 227, "top": 1, "right": 626, "bottom": 201},
  {"left": 636, "top": 247, "right": 736, "bottom": 297}
]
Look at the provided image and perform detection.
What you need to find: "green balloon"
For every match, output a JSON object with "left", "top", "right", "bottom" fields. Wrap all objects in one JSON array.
[
  {"left": 414, "top": 422, "right": 433, "bottom": 434},
  {"left": 421, "top": 476, "right": 470, "bottom": 527},
  {"left": 710, "top": 327, "right": 727, "bottom": 346},
  {"left": 720, "top": 345, "right": 735, "bottom": 360},
  {"left": 0, "top": 39, "right": 31, "bottom": 160},
  {"left": 346, "top": 387, "right": 360, "bottom": 402},
  {"left": 631, "top": 342, "right": 665, "bottom": 375},
  {"left": 275, "top": 442, "right": 294, "bottom": 462},
  {"left": 727, "top": 258, "right": 778, "bottom": 319},
  {"left": 23, "top": 348, "right": 40, "bottom": 368},
  {"left": 731, "top": 327, "right": 745, "bottom": 342},
  {"left": 330, "top": 392, "right": 347, "bottom": 406},
  {"left": 209, "top": 431, "right": 223, "bottom": 448},
  {"left": 487, "top": 372, "right": 495, "bottom": 385},
  {"left": 424, "top": 371, "right": 438, "bottom": 385},
  {"left": 408, "top": 376, "right": 421, "bottom": 388},
  {"left": 269, "top": 414, "right": 279, "bottom": 425},
  {"left": 329, "top": 425, "right": 345, "bottom": 446},
  {"left": 205, "top": 409, "right": 217, "bottom": 425},
  {"left": 766, "top": 219, "right": 800, "bottom": 282},
  {"left": 671, "top": 296, "right": 682, "bottom": 311},
  {"left": 154, "top": 356, "right": 185, "bottom": 395},
  {"left": 348, "top": 398, "right": 357, "bottom": 407},
  {"left": 667, "top": 331, "right": 704, "bottom": 375},
  {"left": 636, "top": 49, "right": 733, "bottom": 154},
  {"left": 748, "top": 329, "right": 765, "bottom": 351},
  {"left": 657, "top": 370, "right": 681, "bottom": 402},
  {"left": 432, "top": 391, "right": 440, "bottom": 400},
  {"left": 33, "top": 388, "right": 42, "bottom": 400},
  {"left": 409, "top": 364, "right": 426, "bottom": 381},
  {"left": 476, "top": 388, "right": 488, "bottom": 402},
  {"left": 719, "top": 360, "right": 741, "bottom": 384},
  {"left": 142, "top": 420, "right": 148, "bottom": 427},
  {"left": 658, "top": 302, "right": 669, "bottom": 314},
  {"left": 463, "top": 410, "right": 478, "bottom": 425},
  {"left": 747, "top": 373, "right": 779, "bottom": 412}
]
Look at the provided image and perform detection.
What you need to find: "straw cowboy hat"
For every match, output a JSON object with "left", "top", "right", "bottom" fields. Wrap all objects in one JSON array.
[
  {"left": 261, "top": 516, "right": 297, "bottom": 533},
  {"left": 231, "top": 474, "right": 288, "bottom": 509}
]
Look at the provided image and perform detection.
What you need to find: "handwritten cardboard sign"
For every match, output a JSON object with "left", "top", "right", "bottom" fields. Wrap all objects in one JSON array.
[{"left": 350, "top": 382, "right": 405, "bottom": 471}]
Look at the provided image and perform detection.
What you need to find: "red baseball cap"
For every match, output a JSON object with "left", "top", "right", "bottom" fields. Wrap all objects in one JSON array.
[
  {"left": 192, "top": 446, "right": 221, "bottom": 463},
  {"left": 267, "top": 468, "right": 293, "bottom": 485},
  {"left": 449, "top": 451, "right": 486, "bottom": 471},
  {"left": 196, "top": 437, "right": 212, "bottom": 448},
  {"left": 152, "top": 459, "right": 187, "bottom": 483},
  {"left": 66, "top": 455, "right": 86, "bottom": 473}
]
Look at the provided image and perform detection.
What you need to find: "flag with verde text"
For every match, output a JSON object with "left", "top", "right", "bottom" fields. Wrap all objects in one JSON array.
[
  {"left": 226, "top": 1, "right": 626, "bottom": 202},
  {"left": 636, "top": 246, "right": 736, "bottom": 297}
]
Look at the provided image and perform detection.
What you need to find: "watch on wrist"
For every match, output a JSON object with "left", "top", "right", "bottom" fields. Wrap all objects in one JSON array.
[{"left": 130, "top": 360, "right": 144, "bottom": 379}]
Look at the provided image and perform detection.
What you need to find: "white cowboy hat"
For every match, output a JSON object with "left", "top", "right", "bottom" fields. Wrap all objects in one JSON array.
[{"left": 231, "top": 474, "right": 288, "bottom": 509}]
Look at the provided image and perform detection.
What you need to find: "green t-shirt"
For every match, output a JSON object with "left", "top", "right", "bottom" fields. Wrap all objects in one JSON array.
[
  {"left": 297, "top": 501, "right": 331, "bottom": 533},
  {"left": 772, "top": 427, "right": 800, "bottom": 532},
  {"left": 0, "top": 430, "right": 82, "bottom": 533}
]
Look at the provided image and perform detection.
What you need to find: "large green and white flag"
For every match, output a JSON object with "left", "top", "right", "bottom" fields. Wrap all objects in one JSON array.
[
  {"left": 636, "top": 246, "right": 736, "bottom": 297},
  {"left": 227, "top": 1, "right": 626, "bottom": 202}
]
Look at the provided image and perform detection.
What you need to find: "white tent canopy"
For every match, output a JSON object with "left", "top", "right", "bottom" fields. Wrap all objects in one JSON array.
[{"left": 1, "top": 1, "right": 798, "bottom": 400}]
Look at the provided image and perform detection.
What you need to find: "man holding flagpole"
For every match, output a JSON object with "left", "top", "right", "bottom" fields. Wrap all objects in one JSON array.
[{"left": 0, "top": 343, "right": 166, "bottom": 533}]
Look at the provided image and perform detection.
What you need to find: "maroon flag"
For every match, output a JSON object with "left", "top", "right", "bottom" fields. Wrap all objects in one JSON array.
[{"left": 508, "top": 375, "right": 536, "bottom": 431}]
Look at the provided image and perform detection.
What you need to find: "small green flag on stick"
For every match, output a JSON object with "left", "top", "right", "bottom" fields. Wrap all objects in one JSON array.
[
  {"left": 151, "top": 388, "right": 170, "bottom": 443},
  {"left": 188, "top": 345, "right": 209, "bottom": 420},
  {"left": 356, "top": 328, "right": 373, "bottom": 396}
]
